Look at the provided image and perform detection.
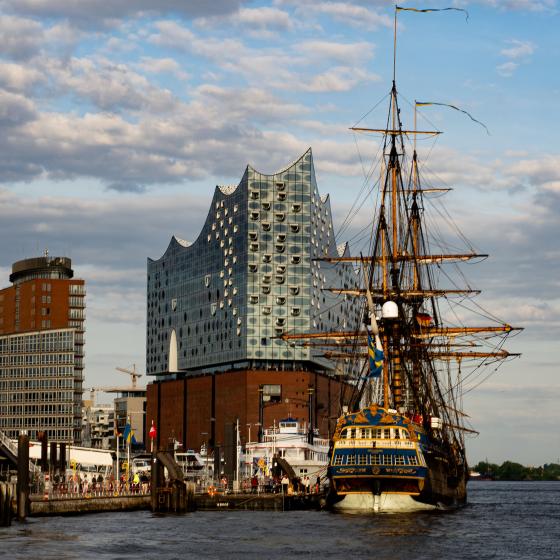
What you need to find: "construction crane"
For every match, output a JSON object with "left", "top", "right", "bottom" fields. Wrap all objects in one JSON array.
[{"left": 115, "top": 364, "right": 143, "bottom": 388}]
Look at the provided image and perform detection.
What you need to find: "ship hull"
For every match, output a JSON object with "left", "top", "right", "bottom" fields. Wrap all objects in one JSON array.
[
  {"left": 327, "top": 458, "right": 467, "bottom": 513},
  {"left": 326, "top": 405, "right": 467, "bottom": 512}
]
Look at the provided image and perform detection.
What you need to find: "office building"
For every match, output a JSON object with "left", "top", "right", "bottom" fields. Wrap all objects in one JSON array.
[{"left": 0, "top": 255, "right": 85, "bottom": 443}]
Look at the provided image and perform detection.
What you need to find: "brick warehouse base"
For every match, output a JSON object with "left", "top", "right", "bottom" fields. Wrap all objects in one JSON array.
[{"left": 146, "top": 369, "right": 352, "bottom": 452}]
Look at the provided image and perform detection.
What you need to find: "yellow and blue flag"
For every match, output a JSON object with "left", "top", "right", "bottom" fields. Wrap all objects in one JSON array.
[
  {"left": 122, "top": 422, "right": 136, "bottom": 445},
  {"left": 368, "top": 334, "right": 384, "bottom": 378}
]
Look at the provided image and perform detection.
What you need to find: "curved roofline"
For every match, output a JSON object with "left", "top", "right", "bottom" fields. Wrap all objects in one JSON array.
[{"left": 246, "top": 147, "right": 312, "bottom": 177}]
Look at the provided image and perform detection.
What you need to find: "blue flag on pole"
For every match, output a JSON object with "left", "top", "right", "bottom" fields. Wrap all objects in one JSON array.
[
  {"left": 368, "top": 334, "right": 384, "bottom": 378},
  {"left": 122, "top": 422, "right": 137, "bottom": 445}
]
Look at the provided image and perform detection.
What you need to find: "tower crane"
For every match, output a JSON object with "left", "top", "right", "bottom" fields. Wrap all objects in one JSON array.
[{"left": 115, "top": 364, "right": 143, "bottom": 388}]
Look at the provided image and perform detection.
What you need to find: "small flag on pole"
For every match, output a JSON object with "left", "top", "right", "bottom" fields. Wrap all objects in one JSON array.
[
  {"left": 396, "top": 6, "right": 469, "bottom": 22},
  {"left": 122, "top": 421, "right": 136, "bottom": 445},
  {"left": 149, "top": 420, "right": 157, "bottom": 440},
  {"left": 368, "top": 334, "right": 384, "bottom": 378}
]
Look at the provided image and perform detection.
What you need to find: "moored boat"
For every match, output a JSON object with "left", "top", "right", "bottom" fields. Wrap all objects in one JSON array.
[{"left": 283, "top": 6, "right": 521, "bottom": 512}]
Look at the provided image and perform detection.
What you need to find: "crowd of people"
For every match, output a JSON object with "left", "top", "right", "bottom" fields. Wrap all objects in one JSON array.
[{"left": 33, "top": 471, "right": 151, "bottom": 498}]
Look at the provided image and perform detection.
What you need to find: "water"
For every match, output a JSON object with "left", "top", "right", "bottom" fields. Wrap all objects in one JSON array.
[{"left": 1, "top": 482, "right": 559, "bottom": 559}]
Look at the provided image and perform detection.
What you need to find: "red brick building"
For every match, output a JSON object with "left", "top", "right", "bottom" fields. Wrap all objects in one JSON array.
[{"left": 146, "top": 369, "right": 352, "bottom": 452}]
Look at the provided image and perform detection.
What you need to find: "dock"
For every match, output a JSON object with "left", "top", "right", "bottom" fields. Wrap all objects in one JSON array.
[{"left": 24, "top": 491, "right": 323, "bottom": 516}]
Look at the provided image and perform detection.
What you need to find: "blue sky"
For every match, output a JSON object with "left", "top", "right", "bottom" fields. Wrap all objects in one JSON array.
[{"left": 0, "top": 0, "right": 558, "bottom": 465}]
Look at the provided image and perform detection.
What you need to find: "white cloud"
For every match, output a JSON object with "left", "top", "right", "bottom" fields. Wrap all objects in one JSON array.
[
  {"left": 500, "top": 39, "right": 536, "bottom": 59},
  {"left": 195, "top": 6, "right": 293, "bottom": 36},
  {"left": 298, "top": 40, "right": 374, "bottom": 65},
  {"left": 496, "top": 61, "right": 519, "bottom": 77},
  {"left": 136, "top": 57, "right": 189, "bottom": 80},
  {"left": 0, "top": 61, "right": 45, "bottom": 93},
  {"left": 300, "top": 66, "right": 379, "bottom": 93},
  {"left": 474, "top": 0, "right": 556, "bottom": 12},
  {"left": 0, "top": 14, "right": 44, "bottom": 59}
]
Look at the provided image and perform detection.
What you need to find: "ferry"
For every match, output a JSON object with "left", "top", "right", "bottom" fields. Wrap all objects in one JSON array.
[{"left": 244, "top": 417, "right": 329, "bottom": 480}]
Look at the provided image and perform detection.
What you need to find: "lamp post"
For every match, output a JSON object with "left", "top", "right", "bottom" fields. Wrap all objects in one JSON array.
[{"left": 201, "top": 431, "right": 208, "bottom": 491}]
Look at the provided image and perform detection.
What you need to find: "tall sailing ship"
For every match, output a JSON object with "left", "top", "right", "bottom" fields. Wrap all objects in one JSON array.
[{"left": 282, "top": 7, "right": 521, "bottom": 512}]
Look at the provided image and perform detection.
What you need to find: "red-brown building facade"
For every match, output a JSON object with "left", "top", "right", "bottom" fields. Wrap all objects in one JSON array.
[{"left": 146, "top": 369, "right": 352, "bottom": 452}]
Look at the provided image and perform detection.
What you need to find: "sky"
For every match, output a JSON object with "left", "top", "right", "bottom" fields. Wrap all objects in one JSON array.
[{"left": 0, "top": 0, "right": 558, "bottom": 465}]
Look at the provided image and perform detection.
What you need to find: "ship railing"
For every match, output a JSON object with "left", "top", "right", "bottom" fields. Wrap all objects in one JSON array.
[{"left": 335, "top": 438, "right": 416, "bottom": 449}]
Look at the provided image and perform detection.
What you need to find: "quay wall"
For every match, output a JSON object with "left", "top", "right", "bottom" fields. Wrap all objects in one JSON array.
[{"left": 30, "top": 494, "right": 150, "bottom": 516}]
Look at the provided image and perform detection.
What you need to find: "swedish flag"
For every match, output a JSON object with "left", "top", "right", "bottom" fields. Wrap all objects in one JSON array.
[
  {"left": 368, "top": 334, "right": 384, "bottom": 378},
  {"left": 122, "top": 422, "right": 137, "bottom": 445}
]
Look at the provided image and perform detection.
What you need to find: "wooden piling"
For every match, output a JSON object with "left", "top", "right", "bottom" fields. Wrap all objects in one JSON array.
[{"left": 17, "top": 432, "right": 30, "bottom": 521}]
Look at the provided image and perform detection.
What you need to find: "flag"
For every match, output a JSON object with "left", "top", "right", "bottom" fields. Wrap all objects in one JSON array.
[
  {"left": 416, "top": 101, "right": 490, "bottom": 135},
  {"left": 415, "top": 312, "right": 433, "bottom": 327},
  {"left": 396, "top": 6, "right": 469, "bottom": 21},
  {"left": 122, "top": 422, "right": 136, "bottom": 445},
  {"left": 149, "top": 420, "right": 157, "bottom": 440},
  {"left": 368, "top": 334, "right": 384, "bottom": 378}
]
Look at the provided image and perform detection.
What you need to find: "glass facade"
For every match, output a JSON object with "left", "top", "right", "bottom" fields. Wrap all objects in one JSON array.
[
  {"left": 0, "top": 328, "right": 83, "bottom": 442},
  {"left": 147, "top": 149, "right": 361, "bottom": 376}
]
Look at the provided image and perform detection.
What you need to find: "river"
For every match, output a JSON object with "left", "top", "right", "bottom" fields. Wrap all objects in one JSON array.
[{"left": 1, "top": 481, "right": 558, "bottom": 559}]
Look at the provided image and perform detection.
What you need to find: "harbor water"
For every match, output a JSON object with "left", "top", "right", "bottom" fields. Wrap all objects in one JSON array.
[{"left": 0, "top": 481, "right": 558, "bottom": 559}]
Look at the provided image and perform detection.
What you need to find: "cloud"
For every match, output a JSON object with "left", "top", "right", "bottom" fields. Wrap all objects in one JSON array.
[
  {"left": 500, "top": 39, "right": 536, "bottom": 59},
  {"left": 474, "top": 0, "right": 556, "bottom": 12},
  {"left": 0, "top": 0, "right": 248, "bottom": 28},
  {"left": 496, "top": 61, "right": 519, "bottom": 77},
  {"left": 0, "top": 90, "right": 37, "bottom": 126},
  {"left": 497, "top": 39, "right": 536, "bottom": 76},
  {"left": 0, "top": 61, "right": 45, "bottom": 93},
  {"left": 312, "top": 2, "right": 392, "bottom": 29},
  {"left": 0, "top": 14, "right": 45, "bottom": 59},
  {"left": 195, "top": 6, "right": 293, "bottom": 37},
  {"left": 150, "top": 20, "right": 377, "bottom": 92},
  {"left": 44, "top": 56, "right": 179, "bottom": 113},
  {"left": 276, "top": 1, "right": 392, "bottom": 30},
  {"left": 136, "top": 56, "right": 189, "bottom": 79},
  {"left": 298, "top": 40, "right": 374, "bottom": 65}
]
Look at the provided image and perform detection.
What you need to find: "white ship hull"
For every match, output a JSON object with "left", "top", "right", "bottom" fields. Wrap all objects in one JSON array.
[{"left": 332, "top": 492, "right": 436, "bottom": 513}]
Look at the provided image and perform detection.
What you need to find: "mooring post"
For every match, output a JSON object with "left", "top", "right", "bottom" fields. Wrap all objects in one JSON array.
[
  {"left": 150, "top": 451, "right": 159, "bottom": 512},
  {"left": 17, "top": 431, "right": 30, "bottom": 522}
]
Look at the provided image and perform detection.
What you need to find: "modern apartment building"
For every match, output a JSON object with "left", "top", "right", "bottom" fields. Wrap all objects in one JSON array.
[{"left": 0, "top": 255, "right": 85, "bottom": 443}]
